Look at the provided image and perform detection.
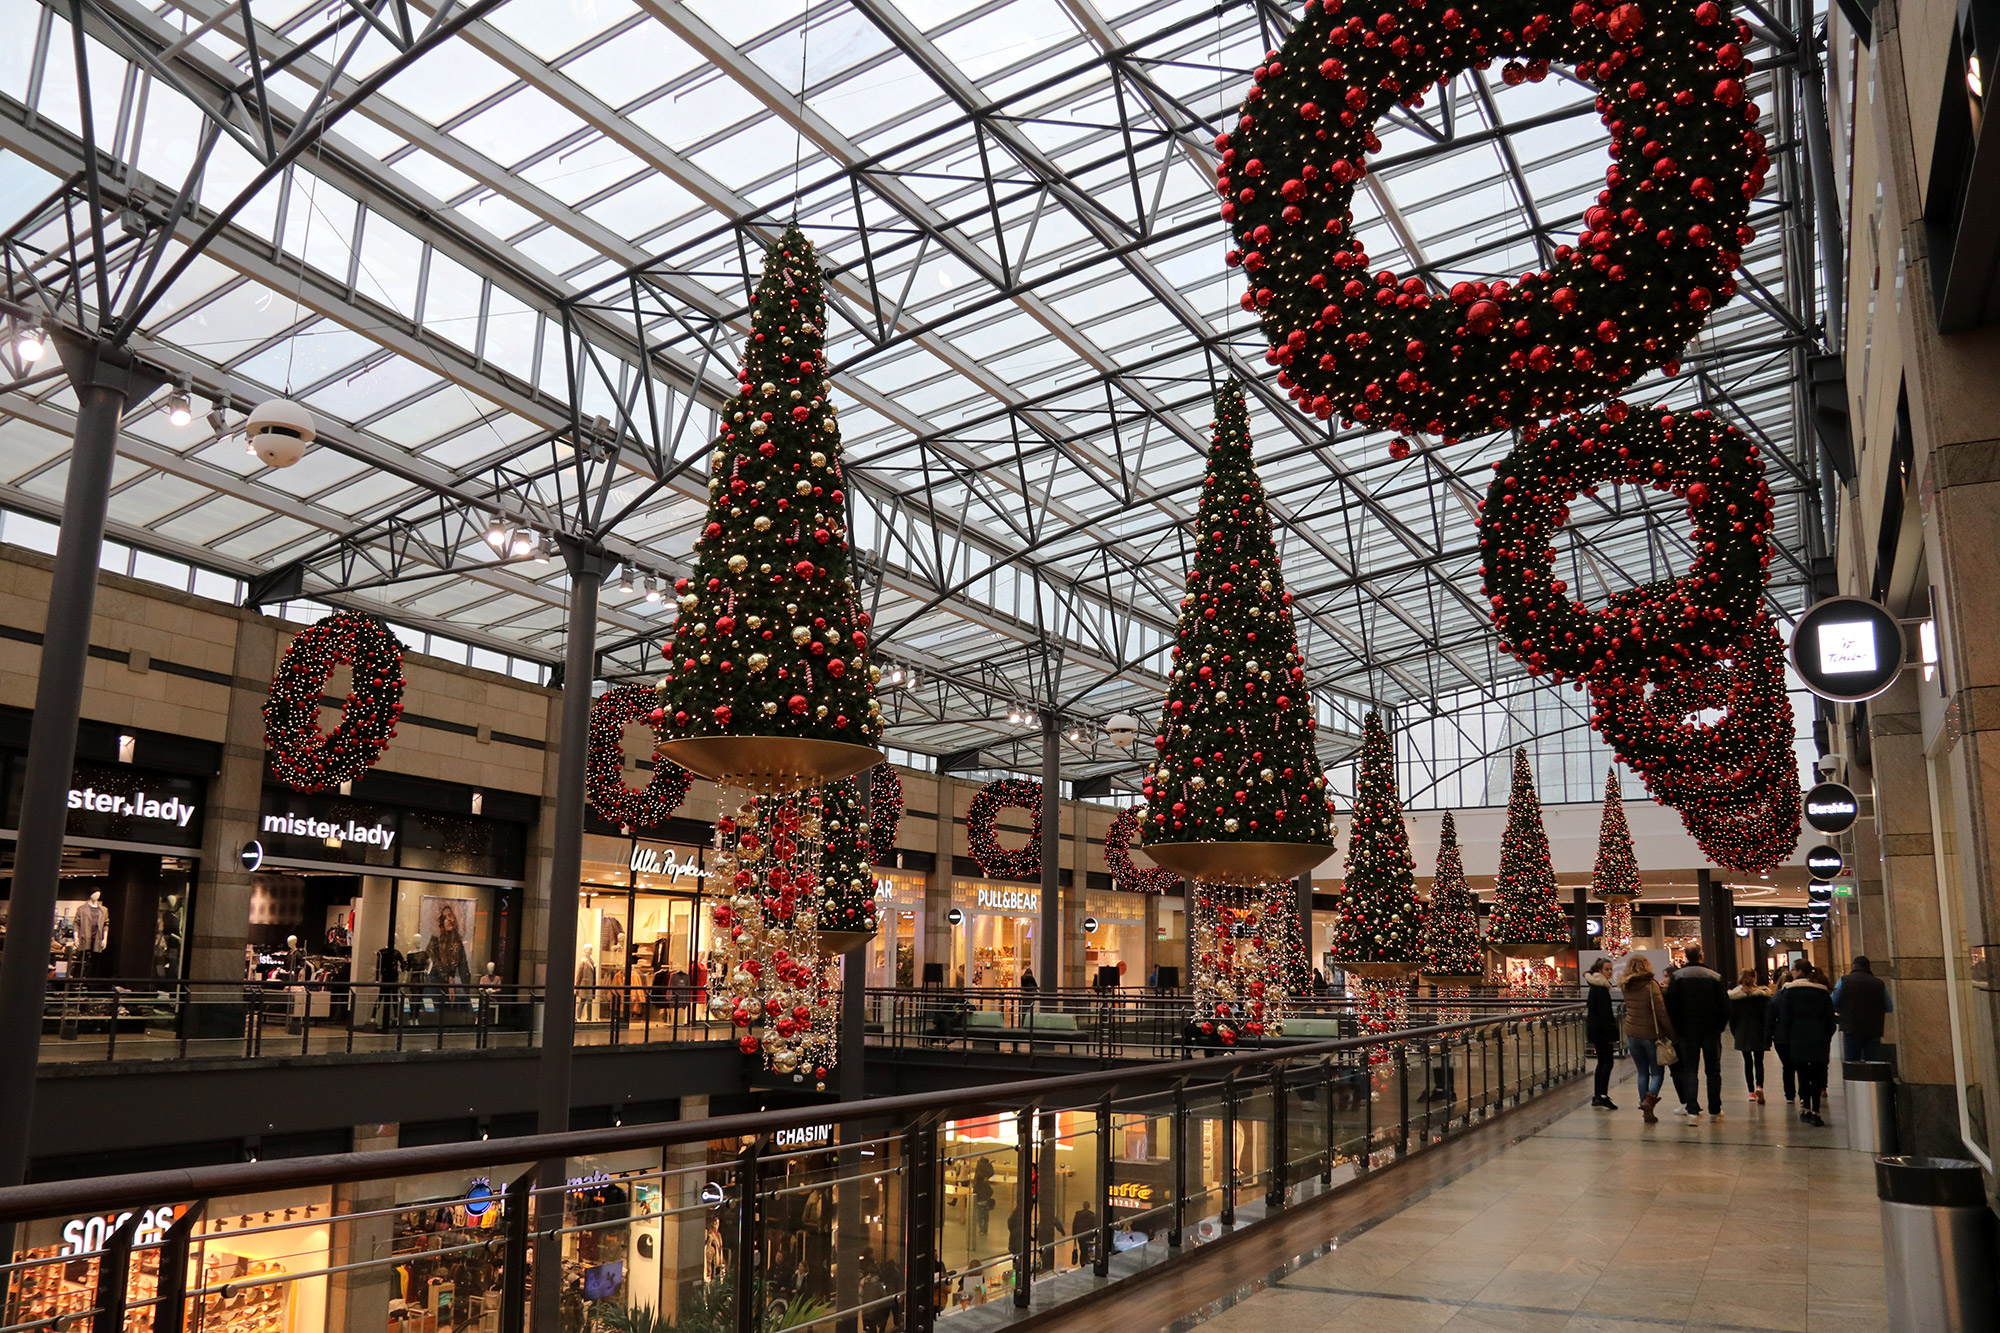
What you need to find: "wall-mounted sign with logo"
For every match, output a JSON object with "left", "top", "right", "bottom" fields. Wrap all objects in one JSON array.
[
  {"left": 974, "top": 886, "right": 1039, "bottom": 914},
  {"left": 1789, "top": 597, "right": 1906, "bottom": 702},
  {"left": 630, "top": 843, "right": 706, "bottom": 887},
  {"left": 60, "top": 1204, "right": 185, "bottom": 1257},
  {"left": 947, "top": 907, "right": 965, "bottom": 926},
  {"left": 13, "top": 759, "right": 208, "bottom": 848},
  {"left": 773, "top": 1123, "right": 833, "bottom": 1149},
  {"left": 1804, "top": 782, "right": 1859, "bottom": 834},
  {"left": 261, "top": 811, "right": 397, "bottom": 849},
  {"left": 1107, "top": 1182, "right": 1154, "bottom": 1211},
  {"left": 1735, "top": 909, "right": 1817, "bottom": 929},
  {"left": 1804, "top": 845, "right": 1845, "bottom": 878},
  {"left": 239, "top": 840, "right": 264, "bottom": 872},
  {"left": 1083, "top": 916, "right": 1099, "bottom": 935}
]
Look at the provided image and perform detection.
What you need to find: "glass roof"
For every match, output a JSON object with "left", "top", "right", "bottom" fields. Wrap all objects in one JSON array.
[{"left": 0, "top": 0, "right": 1828, "bottom": 797}]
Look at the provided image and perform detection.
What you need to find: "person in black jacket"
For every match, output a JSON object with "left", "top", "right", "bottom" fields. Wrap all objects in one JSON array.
[
  {"left": 1728, "top": 969, "right": 1773, "bottom": 1104},
  {"left": 1664, "top": 945, "right": 1731, "bottom": 1118},
  {"left": 1771, "top": 967, "right": 1836, "bottom": 1125},
  {"left": 1584, "top": 958, "right": 1620, "bottom": 1109},
  {"left": 1831, "top": 956, "right": 1893, "bottom": 1063}
]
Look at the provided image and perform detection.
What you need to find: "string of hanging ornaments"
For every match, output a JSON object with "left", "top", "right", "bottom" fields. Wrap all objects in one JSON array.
[
  {"left": 1418, "top": 810, "right": 1485, "bottom": 1023},
  {"left": 654, "top": 226, "right": 884, "bottom": 1088},
  {"left": 265, "top": 611, "right": 405, "bottom": 793},
  {"left": 1142, "top": 382, "right": 1336, "bottom": 1042},
  {"left": 1591, "top": 768, "right": 1642, "bottom": 955},
  {"left": 1332, "top": 712, "right": 1424, "bottom": 1053},
  {"left": 865, "top": 762, "right": 903, "bottom": 863},
  {"left": 966, "top": 778, "right": 1043, "bottom": 880},
  {"left": 1226, "top": 0, "right": 1798, "bottom": 868},
  {"left": 1105, "top": 806, "right": 1180, "bottom": 893},
  {"left": 586, "top": 684, "right": 692, "bottom": 833}
]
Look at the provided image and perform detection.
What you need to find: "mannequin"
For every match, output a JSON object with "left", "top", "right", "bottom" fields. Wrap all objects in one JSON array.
[
  {"left": 405, "top": 935, "right": 431, "bottom": 1016},
  {"left": 478, "top": 961, "right": 501, "bottom": 990},
  {"left": 73, "top": 891, "right": 109, "bottom": 976},
  {"left": 154, "top": 893, "right": 183, "bottom": 979},
  {"left": 373, "top": 937, "right": 403, "bottom": 1029},
  {"left": 576, "top": 945, "right": 596, "bottom": 1020}
]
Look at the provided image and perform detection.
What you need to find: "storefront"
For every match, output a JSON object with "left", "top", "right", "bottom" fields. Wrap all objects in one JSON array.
[
  {"left": 1079, "top": 891, "right": 1145, "bottom": 988},
  {"left": 578, "top": 831, "right": 710, "bottom": 1023},
  {"left": 0, "top": 752, "right": 208, "bottom": 982},
  {"left": 869, "top": 869, "right": 926, "bottom": 988},
  {"left": 948, "top": 880, "right": 1042, "bottom": 990},
  {"left": 253, "top": 781, "right": 530, "bottom": 1015}
]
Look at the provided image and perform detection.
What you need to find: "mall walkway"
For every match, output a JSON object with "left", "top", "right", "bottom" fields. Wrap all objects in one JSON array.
[{"left": 1060, "top": 1075, "right": 1888, "bottom": 1333}]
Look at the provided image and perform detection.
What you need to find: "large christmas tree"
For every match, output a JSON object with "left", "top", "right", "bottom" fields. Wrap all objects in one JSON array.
[
  {"left": 1488, "top": 747, "right": 1569, "bottom": 953},
  {"left": 1142, "top": 380, "right": 1334, "bottom": 849},
  {"left": 1419, "top": 811, "right": 1483, "bottom": 979},
  {"left": 1332, "top": 711, "right": 1420, "bottom": 971},
  {"left": 1592, "top": 768, "right": 1642, "bottom": 901},
  {"left": 656, "top": 225, "right": 881, "bottom": 750}
]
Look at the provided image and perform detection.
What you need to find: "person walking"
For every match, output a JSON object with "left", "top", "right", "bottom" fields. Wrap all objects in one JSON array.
[
  {"left": 1772, "top": 965, "right": 1836, "bottom": 1126},
  {"left": 1664, "top": 944, "right": 1730, "bottom": 1119},
  {"left": 1584, "top": 958, "right": 1620, "bottom": 1110},
  {"left": 1619, "top": 955, "right": 1675, "bottom": 1124},
  {"left": 1831, "top": 956, "right": 1892, "bottom": 1063},
  {"left": 1767, "top": 966, "right": 1797, "bottom": 1104},
  {"left": 1728, "top": 969, "right": 1773, "bottom": 1103}
]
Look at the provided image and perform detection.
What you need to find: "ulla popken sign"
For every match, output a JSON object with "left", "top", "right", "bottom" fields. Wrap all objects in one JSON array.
[{"left": 630, "top": 844, "right": 705, "bottom": 885}]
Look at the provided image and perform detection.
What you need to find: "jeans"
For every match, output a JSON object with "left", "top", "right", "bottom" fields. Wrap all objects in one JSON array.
[
  {"left": 1740, "top": 1048, "right": 1766, "bottom": 1091},
  {"left": 1671, "top": 1035, "right": 1725, "bottom": 1112},
  {"left": 1774, "top": 1043, "right": 1796, "bottom": 1099},
  {"left": 1627, "top": 1037, "right": 1666, "bottom": 1098},
  {"left": 1842, "top": 1032, "right": 1887, "bottom": 1063},
  {"left": 1592, "top": 1039, "right": 1618, "bottom": 1098}
]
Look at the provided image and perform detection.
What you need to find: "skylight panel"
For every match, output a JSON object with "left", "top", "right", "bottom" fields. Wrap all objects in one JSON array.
[
  {"left": 488, "top": 0, "right": 643, "bottom": 60},
  {"left": 384, "top": 43, "right": 515, "bottom": 125}
]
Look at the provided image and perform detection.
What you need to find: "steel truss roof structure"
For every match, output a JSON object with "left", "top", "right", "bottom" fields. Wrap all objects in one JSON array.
[{"left": 0, "top": 0, "right": 1835, "bottom": 798}]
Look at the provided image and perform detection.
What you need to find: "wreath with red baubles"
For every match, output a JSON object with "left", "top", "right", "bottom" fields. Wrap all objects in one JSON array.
[
  {"left": 1223, "top": 0, "right": 1761, "bottom": 443},
  {"left": 1106, "top": 806, "right": 1179, "bottom": 893},
  {"left": 585, "top": 683, "right": 692, "bottom": 833},
  {"left": 866, "top": 762, "right": 903, "bottom": 863},
  {"left": 967, "top": 778, "right": 1042, "bottom": 880},
  {"left": 265, "top": 611, "right": 405, "bottom": 793},
  {"left": 1479, "top": 406, "right": 1773, "bottom": 684},
  {"left": 1588, "top": 611, "right": 1785, "bottom": 772}
]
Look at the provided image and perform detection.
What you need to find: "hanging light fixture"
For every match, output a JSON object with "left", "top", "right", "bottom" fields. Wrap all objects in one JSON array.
[
  {"left": 484, "top": 515, "right": 508, "bottom": 552},
  {"left": 509, "top": 528, "right": 535, "bottom": 558},
  {"left": 534, "top": 531, "right": 551, "bottom": 564},
  {"left": 644, "top": 575, "right": 662, "bottom": 603},
  {"left": 166, "top": 383, "right": 194, "bottom": 427},
  {"left": 618, "top": 565, "right": 635, "bottom": 594},
  {"left": 16, "top": 325, "right": 45, "bottom": 362}
]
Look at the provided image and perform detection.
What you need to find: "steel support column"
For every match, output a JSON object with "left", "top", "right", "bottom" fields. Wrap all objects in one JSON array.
[
  {"left": 0, "top": 335, "right": 161, "bottom": 1197},
  {"left": 1039, "top": 716, "right": 1059, "bottom": 989},
  {"left": 531, "top": 542, "right": 604, "bottom": 1333}
]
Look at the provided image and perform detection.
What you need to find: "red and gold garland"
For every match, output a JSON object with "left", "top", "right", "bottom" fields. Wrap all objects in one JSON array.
[
  {"left": 265, "top": 612, "right": 405, "bottom": 793},
  {"left": 967, "top": 778, "right": 1041, "bottom": 880},
  {"left": 586, "top": 684, "right": 693, "bottom": 833},
  {"left": 1106, "top": 806, "right": 1179, "bottom": 893},
  {"left": 866, "top": 762, "right": 903, "bottom": 863}
]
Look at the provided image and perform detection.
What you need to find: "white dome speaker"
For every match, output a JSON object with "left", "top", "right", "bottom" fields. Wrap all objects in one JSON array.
[
  {"left": 1105, "top": 713, "right": 1140, "bottom": 748},
  {"left": 244, "top": 398, "right": 315, "bottom": 468}
]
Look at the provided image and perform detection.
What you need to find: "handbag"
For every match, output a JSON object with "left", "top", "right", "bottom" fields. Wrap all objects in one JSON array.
[{"left": 1651, "top": 987, "right": 1679, "bottom": 1064}]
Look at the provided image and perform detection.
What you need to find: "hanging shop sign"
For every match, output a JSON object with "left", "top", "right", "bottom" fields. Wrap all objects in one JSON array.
[
  {"left": 1735, "top": 909, "right": 1817, "bottom": 929},
  {"left": 1807, "top": 882, "right": 1834, "bottom": 901},
  {"left": 1805, "top": 845, "right": 1845, "bottom": 877},
  {"left": 946, "top": 907, "right": 965, "bottom": 926},
  {"left": 629, "top": 843, "right": 706, "bottom": 886},
  {"left": 1803, "top": 782, "right": 1859, "bottom": 834},
  {"left": 239, "top": 840, "right": 264, "bottom": 872},
  {"left": 1083, "top": 916, "right": 1099, "bottom": 935},
  {"left": 973, "top": 886, "right": 1039, "bottom": 914},
  {"left": 463, "top": 1178, "right": 495, "bottom": 1218},
  {"left": 1789, "top": 598, "right": 1905, "bottom": 702}
]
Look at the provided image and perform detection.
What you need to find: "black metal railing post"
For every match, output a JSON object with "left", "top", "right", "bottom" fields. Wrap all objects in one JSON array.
[
  {"left": 1168, "top": 1080, "right": 1189, "bottom": 1247},
  {"left": 1220, "top": 1071, "right": 1236, "bottom": 1225},
  {"left": 1396, "top": 1044, "right": 1410, "bottom": 1158},
  {"left": 1014, "top": 1108, "right": 1033, "bottom": 1307},
  {"left": 1094, "top": 1094, "right": 1111, "bottom": 1276},
  {"left": 499, "top": 1166, "right": 536, "bottom": 1333},
  {"left": 153, "top": 1200, "right": 204, "bottom": 1333},
  {"left": 1358, "top": 1050, "right": 1373, "bottom": 1172},
  {"left": 1320, "top": 1058, "right": 1334, "bottom": 1183},
  {"left": 733, "top": 1137, "right": 763, "bottom": 1333},
  {"left": 1266, "top": 1062, "right": 1287, "bottom": 1210},
  {"left": 90, "top": 1210, "right": 137, "bottom": 1333},
  {"left": 903, "top": 1115, "right": 938, "bottom": 1332}
]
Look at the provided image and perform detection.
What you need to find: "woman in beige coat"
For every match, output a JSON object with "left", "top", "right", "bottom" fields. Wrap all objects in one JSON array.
[{"left": 1620, "top": 955, "right": 1677, "bottom": 1123}]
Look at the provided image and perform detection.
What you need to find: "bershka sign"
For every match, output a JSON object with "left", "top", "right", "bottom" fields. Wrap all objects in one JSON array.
[
  {"left": 262, "top": 812, "right": 396, "bottom": 849},
  {"left": 67, "top": 787, "right": 196, "bottom": 828},
  {"left": 975, "top": 887, "right": 1039, "bottom": 913},
  {"left": 630, "top": 844, "right": 705, "bottom": 885}
]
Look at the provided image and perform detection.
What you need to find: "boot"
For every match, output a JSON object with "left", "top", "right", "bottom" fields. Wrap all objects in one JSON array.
[{"left": 1641, "top": 1093, "right": 1659, "bottom": 1124}]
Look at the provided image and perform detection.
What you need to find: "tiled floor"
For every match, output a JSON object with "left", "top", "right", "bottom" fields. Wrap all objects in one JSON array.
[{"left": 1185, "top": 1077, "right": 1887, "bottom": 1333}]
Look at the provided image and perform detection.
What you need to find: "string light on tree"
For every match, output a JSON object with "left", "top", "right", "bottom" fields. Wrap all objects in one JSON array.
[
  {"left": 1332, "top": 711, "right": 1422, "bottom": 976},
  {"left": 1419, "top": 811, "right": 1484, "bottom": 1016},
  {"left": 1106, "top": 807, "right": 1180, "bottom": 893},
  {"left": 1488, "top": 747, "right": 1570, "bottom": 958},
  {"left": 264, "top": 611, "right": 405, "bottom": 792},
  {"left": 586, "top": 684, "right": 693, "bottom": 833},
  {"left": 967, "top": 778, "right": 1043, "bottom": 879},
  {"left": 1590, "top": 767, "right": 1640, "bottom": 954}
]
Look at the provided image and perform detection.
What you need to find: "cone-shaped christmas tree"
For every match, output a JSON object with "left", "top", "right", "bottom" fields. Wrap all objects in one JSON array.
[
  {"left": 1332, "top": 711, "right": 1420, "bottom": 975},
  {"left": 1142, "top": 380, "right": 1334, "bottom": 881},
  {"left": 1488, "top": 747, "right": 1569, "bottom": 957},
  {"left": 1419, "top": 811, "right": 1483, "bottom": 980},
  {"left": 811, "top": 776, "right": 879, "bottom": 939},
  {"left": 656, "top": 225, "right": 881, "bottom": 786},
  {"left": 1592, "top": 768, "right": 1641, "bottom": 901}
]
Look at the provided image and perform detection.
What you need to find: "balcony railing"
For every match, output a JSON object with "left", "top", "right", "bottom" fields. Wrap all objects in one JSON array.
[{"left": 0, "top": 1004, "right": 1587, "bottom": 1333}]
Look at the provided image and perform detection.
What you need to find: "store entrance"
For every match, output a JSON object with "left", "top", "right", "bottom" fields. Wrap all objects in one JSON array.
[{"left": 0, "top": 847, "right": 195, "bottom": 981}]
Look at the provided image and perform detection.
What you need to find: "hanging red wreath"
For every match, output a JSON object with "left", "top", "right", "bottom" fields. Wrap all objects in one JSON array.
[
  {"left": 587, "top": 684, "right": 693, "bottom": 832},
  {"left": 866, "top": 762, "right": 903, "bottom": 862},
  {"left": 967, "top": 778, "right": 1042, "bottom": 879},
  {"left": 1106, "top": 806, "right": 1179, "bottom": 893},
  {"left": 1222, "top": 0, "right": 1760, "bottom": 441},
  {"left": 1479, "top": 406, "right": 1773, "bottom": 684},
  {"left": 265, "top": 611, "right": 406, "bottom": 793},
  {"left": 1589, "top": 612, "right": 1787, "bottom": 774}
]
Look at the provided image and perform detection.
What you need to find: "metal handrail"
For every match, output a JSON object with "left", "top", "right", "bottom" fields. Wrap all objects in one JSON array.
[{"left": 0, "top": 1003, "right": 1582, "bottom": 1223}]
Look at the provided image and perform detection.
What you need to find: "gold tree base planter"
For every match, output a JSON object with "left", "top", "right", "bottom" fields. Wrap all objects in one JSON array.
[
  {"left": 657, "top": 736, "right": 883, "bottom": 795},
  {"left": 1486, "top": 940, "right": 1566, "bottom": 960},
  {"left": 1143, "top": 839, "right": 1328, "bottom": 886},
  {"left": 1336, "top": 959, "right": 1421, "bottom": 979}
]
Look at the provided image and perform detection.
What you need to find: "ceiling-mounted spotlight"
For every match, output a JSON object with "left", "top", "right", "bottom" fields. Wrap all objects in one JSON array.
[
  {"left": 1025, "top": 710, "right": 1040, "bottom": 728},
  {"left": 509, "top": 527, "right": 535, "bottom": 558},
  {"left": 16, "top": 325, "right": 45, "bottom": 362},
  {"left": 618, "top": 565, "right": 635, "bottom": 594},
  {"left": 534, "top": 532, "right": 551, "bottom": 564},
  {"left": 644, "top": 575, "right": 661, "bottom": 603},
  {"left": 166, "top": 382, "right": 194, "bottom": 427},
  {"left": 207, "top": 405, "right": 229, "bottom": 434},
  {"left": 1066, "top": 727, "right": 1082, "bottom": 743},
  {"left": 1007, "top": 706, "right": 1022, "bottom": 725}
]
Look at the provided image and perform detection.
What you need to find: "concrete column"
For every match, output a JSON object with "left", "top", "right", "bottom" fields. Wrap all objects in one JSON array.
[
  {"left": 324, "top": 1123, "right": 399, "bottom": 1332},
  {"left": 189, "top": 617, "right": 279, "bottom": 982},
  {"left": 665, "top": 1096, "right": 710, "bottom": 1318}
]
